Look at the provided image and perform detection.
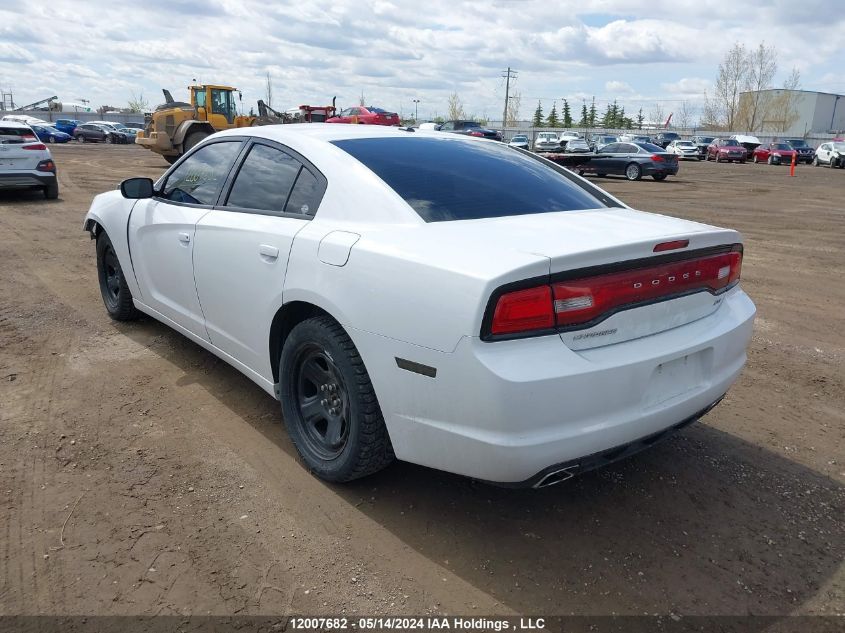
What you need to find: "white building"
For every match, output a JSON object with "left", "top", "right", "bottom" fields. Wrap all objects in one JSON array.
[{"left": 739, "top": 89, "right": 845, "bottom": 136}]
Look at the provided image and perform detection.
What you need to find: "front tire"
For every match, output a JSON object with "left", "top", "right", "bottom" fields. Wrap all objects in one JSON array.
[
  {"left": 48, "top": 136, "right": 56, "bottom": 144},
  {"left": 279, "top": 316, "right": 394, "bottom": 482},
  {"left": 813, "top": 156, "right": 819, "bottom": 166},
  {"left": 96, "top": 233, "right": 139, "bottom": 321},
  {"left": 77, "top": 135, "right": 85, "bottom": 143},
  {"left": 182, "top": 130, "right": 209, "bottom": 155},
  {"left": 105, "top": 134, "right": 113, "bottom": 144},
  {"left": 624, "top": 162, "right": 642, "bottom": 181}
]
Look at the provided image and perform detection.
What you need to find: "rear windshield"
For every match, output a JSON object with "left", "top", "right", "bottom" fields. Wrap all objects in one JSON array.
[
  {"left": 634, "top": 142, "right": 665, "bottom": 153},
  {"left": 0, "top": 127, "right": 34, "bottom": 143},
  {"left": 333, "top": 136, "right": 608, "bottom": 222}
]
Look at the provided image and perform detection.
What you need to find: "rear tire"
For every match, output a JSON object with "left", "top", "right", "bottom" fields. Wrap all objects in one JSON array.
[
  {"left": 279, "top": 315, "right": 394, "bottom": 482},
  {"left": 813, "top": 156, "right": 819, "bottom": 166},
  {"left": 164, "top": 155, "right": 179, "bottom": 165},
  {"left": 652, "top": 174, "right": 668, "bottom": 181},
  {"left": 624, "top": 162, "right": 642, "bottom": 181},
  {"left": 767, "top": 155, "right": 773, "bottom": 165},
  {"left": 77, "top": 135, "right": 85, "bottom": 143},
  {"left": 43, "top": 180, "right": 59, "bottom": 200},
  {"left": 753, "top": 155, "right": 759, "bottom": 163},
  {"left": 96, "top": 233, "right": 140, "bottom": 321}
]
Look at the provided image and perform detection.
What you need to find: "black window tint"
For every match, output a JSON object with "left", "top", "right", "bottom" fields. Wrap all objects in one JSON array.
[
  {"left": 162, "top": 141, "right": 241, "bottom": 205},
  {"left": 284, "top": 168, "right": 320, "bottom": 216},
  {"left": 602, "top": 143, "right": 620, "bottom": 153},
  {"left": 226, "top": 143, "right": 300, "bottom": 212},
  {"left": 333, "top": 136, "right": 607, "bottom": 222},
  {"left": 635, "top": 142, "right": 666, "bottom": 153}
]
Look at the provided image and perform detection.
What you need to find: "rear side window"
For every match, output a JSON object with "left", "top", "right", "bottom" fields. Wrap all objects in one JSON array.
[
  {"left": 162, "top": 140, "right": 241, "bottom": 205},
  {"left": 285, "top": 169, "right": 320, "bottom": 215},
  {"left": 333, "top": 136, "right": 607, "bottom": 222},
  {"left": 226, "top": 143, "right": 300, "bottom": 212}
]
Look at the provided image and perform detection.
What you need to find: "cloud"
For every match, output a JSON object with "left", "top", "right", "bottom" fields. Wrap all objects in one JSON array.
[
  {"left": 0, "top": 0, "right": 843, "bottom": 121},
  {"left": 605, "top": 80, "right": 634, "bottom": 94}
]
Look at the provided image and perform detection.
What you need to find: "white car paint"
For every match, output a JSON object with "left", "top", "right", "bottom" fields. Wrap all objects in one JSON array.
[
  {"left": 0, "top": 121, "right": 57, "bottom": 195},
  {"left": 84, "top": 124, "right": 755, "bottom": 485},
  {"left": 814, "top": 141, "right": 845, "bottom": 167}
]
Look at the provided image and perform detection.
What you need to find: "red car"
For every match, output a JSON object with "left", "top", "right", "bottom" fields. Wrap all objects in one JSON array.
[
  {"left": 752, "top": 142, "right": 798, "bottom": 165},
  {"left": 706, "top": 138, "right": 747, "bottom": 163},
  {"left": 327, "top": 106, "right": 400, "bottom": 126}
]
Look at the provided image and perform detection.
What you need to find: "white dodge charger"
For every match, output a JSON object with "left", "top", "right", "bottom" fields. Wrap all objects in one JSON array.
[{"left": 83, "top": 125, "right": 755, "bottom": 487}]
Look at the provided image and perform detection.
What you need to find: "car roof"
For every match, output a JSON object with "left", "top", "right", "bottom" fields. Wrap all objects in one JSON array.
[{"left": 0, "top": 120, "right": 32, "bottom": 128}]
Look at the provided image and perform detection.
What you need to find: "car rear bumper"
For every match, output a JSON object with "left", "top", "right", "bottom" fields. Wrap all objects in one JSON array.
[
  {"left": 643, "top": 162, "right": 680, "bottom": 175},
  {"left": 354, "top": 287, "right": 756, "bottom": 483},
  {"left": 0, "top": 170, "right": 56, "bottom": 189}
]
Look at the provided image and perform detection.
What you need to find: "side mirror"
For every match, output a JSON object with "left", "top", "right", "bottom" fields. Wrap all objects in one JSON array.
[{"left": 120, "top": 177, "right": 154, "bottom": 199}]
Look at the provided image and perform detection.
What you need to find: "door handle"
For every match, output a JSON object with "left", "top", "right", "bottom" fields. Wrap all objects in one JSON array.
[
  {"left": 259, "top": 244, "right": 279, "bottom": 260},
  {"left": 178, "top": 232, "right": 191, "bottom": 244}
]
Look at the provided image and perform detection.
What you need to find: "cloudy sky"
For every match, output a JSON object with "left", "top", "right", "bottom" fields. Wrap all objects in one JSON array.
[{"left": 3, "top": 0, "right": 844, "bottom": 122}]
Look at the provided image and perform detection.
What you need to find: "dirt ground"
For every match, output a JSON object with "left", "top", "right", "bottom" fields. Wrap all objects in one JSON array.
[{"left": 0, "top": 144, "right": 842, "bottom": 620}]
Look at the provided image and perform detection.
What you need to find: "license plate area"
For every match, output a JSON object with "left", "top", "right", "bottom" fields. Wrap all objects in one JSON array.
[{"left": 643, "top": 349, "right": 712, "bottom": 409}]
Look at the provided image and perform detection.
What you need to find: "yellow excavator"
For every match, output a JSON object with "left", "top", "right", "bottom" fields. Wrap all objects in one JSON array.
[{"left": 136, "top": 84, "right": 336, "bottom": 164}]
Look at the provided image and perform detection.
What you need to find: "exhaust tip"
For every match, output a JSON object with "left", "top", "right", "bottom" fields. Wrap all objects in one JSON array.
[{"left": 533, "top": 465, "right": 578, "bottom": 489}]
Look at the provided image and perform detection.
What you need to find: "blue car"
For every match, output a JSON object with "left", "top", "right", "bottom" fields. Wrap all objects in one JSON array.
[
  {"left": 30, "top": 124, "right": 72, "bottom": 144},
  {"left": 53, "top": 119, "right": 81, "bottom": 135}
]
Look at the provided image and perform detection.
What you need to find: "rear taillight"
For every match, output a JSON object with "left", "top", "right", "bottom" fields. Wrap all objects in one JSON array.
[
  {"left": 37, "top": 159, "right": 56, "bottom": 172},
  {"left": 469, "top": 131, "right": 485, "bottom": 137},
  {"left": 24, "top": 143, "right": 48, "bottom": 150},
  {"left": 490, "top": 286, "right": 554, "bottom": 335},
  {"left": 485, "top": 245, "right": 743, "bottom": 338},
  {"left": 651, "top": 154, "right": 664, "bottom": 162}
]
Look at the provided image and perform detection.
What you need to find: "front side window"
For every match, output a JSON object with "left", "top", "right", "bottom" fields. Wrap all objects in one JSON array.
[
  {"left": 226, "top": 143, "right": 301, "bottom": 212},
  {"left": 210, "top": 89, "right": 235, "bottom": 122},
  {"left": 162, "top": 141, "right": 241, "bottom": 205},
  {"left": 333, "top": 136, "right": 608, "bottom": 222}
]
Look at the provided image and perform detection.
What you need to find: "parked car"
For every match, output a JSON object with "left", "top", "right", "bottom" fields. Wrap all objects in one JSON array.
[
  {"left": 116, "top": 126, "right": 138, "bottom": 141},
  {"left": 706, "top": 139, "right": 747, "bottom": 163},
  {"left": 53, "top": 119, "right": 82, "bottom": 135},
  {"left": 579, "top": 141, "right": 680, "bottom": 181},
  {"left": 784, "top": 139, "right": 815, "bottom": 164},
  {"left": 533, "top": 132, "right": 561, "bottom": 152},
  {"left": 417, "top": 122, "right": 439, "bottom": 131},
  {"left": 690, "top": 136, "right": 715, "bottom": 159},
  {"left": 654, "top": 131, "right": 681, "bottom": 148},
  {"left": 751, "top": 142, "right": 797, "bottom": 165},
  {"left": 121, "top": 122, "right": 144, "bottom": 130},
  {"left": 508, "top": 134, "right": 529, "bottom": 150},
  {"left": 30, "top": 124, "right": 72, "bottom": 144},
  {"left": 0, "top": 121, "right": 59, "bottom": 199},
  {"left": 618, "top": 134, "right": 652, "bottom": 144},
  {"left": 327, "top": 106, "right": 400, "bottom": 126},
  {"left": 74, "top": 123, "right": 115, "bottom": 143},
  {"left": 438, "top": 120, "right": 502, "bottom": 141},
  {"left": 1, "top": 114, "right": 49, "bottom": 127},
  {"left": 731, "top": 135, "right": 761, "bottom": 157},
  {"left": 558, "top": 130, "right": 582, "bottom": 146},
  {"left": 813, "top": 141, "right": 845, "bottom": 168},
  {"left": 590, "top": 135, "right": 617, "bottom": 152},
  {"left": 83, "top": 124, "right": 754, "bottom": 486},
  {"left": 666, "top": 139, "right": 701, "bottom": 160},
  {"left": 565, "top": 138, "right": 591, "bottom": 153}
]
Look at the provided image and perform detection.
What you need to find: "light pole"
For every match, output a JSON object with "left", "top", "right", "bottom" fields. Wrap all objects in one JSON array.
[{"left": 412, "top": 99, "right": 420, "bottom": 122}]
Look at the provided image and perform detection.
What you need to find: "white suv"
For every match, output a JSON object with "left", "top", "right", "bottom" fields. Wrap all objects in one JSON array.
[{"left": 0, "top": 121, "right": 59, "bottom": 199}]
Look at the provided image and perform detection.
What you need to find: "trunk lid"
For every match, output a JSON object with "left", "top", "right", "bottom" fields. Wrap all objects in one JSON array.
[{"left": 418, "top": 208, "right": 741, "bottom": 349}]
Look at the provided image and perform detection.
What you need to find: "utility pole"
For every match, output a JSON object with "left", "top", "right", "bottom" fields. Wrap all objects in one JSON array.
[
  {"left": 412, "top": 99, "right": 420, "bottom": 122},
  {"left": 501, "top": 67, "right": 517, "bottom": 133}
]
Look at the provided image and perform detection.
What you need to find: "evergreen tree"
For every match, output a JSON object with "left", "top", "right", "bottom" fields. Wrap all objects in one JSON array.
[
  {"left": 532, "top": 101, "right": 544, "bottom": 127},
  {"left": 618, "top": 106, "right": 626, "bottom": 129},
  {"left": 636, "top": 107, "right": 644, "bottom": 130},
  {"left": 562, "top": 99, "right": 572, "bottom": 127},
  {"left": 546, "top": 101, "right": 559, "bottom": 127},
  {"left": 601, "top": 102, "right": 613, "bottom": 128},
  {"left": 588, "top": 98, "right": 597, "bottom": 127},
  {"left": 579, "top": 103, "right": 588, "bottom": 126}
]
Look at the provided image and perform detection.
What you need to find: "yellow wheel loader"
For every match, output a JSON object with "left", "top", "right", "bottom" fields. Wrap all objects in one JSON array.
[{"left": 136, "top": 85, "right": 335, "bottom": 164}]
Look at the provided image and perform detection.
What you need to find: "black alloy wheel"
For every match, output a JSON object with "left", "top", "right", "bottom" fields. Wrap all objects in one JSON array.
[{"left": 292, "top": 345, "right": 351, "bottom": 461}]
